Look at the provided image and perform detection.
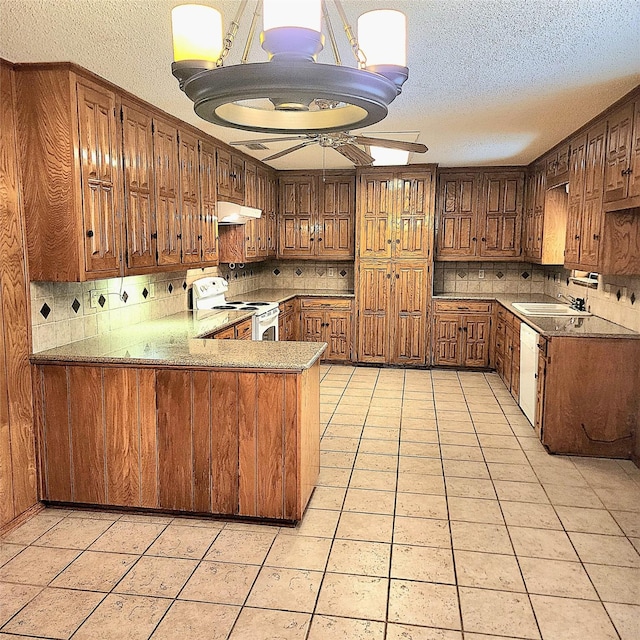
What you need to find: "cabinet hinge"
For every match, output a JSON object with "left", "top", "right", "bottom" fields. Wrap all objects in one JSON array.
[{"left": 119, "top": 107, "right": 124, "bottom": 123}]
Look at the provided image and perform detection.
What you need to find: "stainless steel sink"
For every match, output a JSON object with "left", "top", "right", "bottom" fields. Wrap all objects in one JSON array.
[{"left": 512, "top": 302, "right": 592, "bottom": 317}]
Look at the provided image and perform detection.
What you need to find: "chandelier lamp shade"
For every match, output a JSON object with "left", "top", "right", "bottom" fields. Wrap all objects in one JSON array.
[{"left": 170, "top": 1, "right": 409, "bottom": 134}]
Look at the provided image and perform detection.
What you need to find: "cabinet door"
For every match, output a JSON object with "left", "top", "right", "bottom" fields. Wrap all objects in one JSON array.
[
  {"left": 76, "top": 79, "right": 122, "bottom": 275},
  {"left": 522, "top": 171, "right": 536, "bottom": 259},
  {"left": 326, "top": 312, "right": 351, "bottom": 361},
  {"left": 480, "top": 172, "right": 523, "bottom": 257},
  {"left": 121, "top": 100, "right": 156, "bottom": 271},
  {"left": 153, "top": 117, "right": 181, "bottom": 266},
  {"left": 580, "top": 121, "right": 606, "bottom": 269},
  {"left": 243, "top": 162, "right": 259, "bottom": 259},
  {"left": 300, "top": 311, "right": 324, "bottom": 343},
  {"left": 463, "top": 315, "right": 491, "bottom": 368},
  {"left": 216, "top": 147, "right": 232, "bottom": 200},
  {"left": 604, "top": 102, "right": 634, "bottom": 203},
  {"left": 565, "top": 135, "right": 587, "bottom": 266},
  {"left": 357, "top": 261, "right": 391, "bottom": 363},
  {"left": 437, "top": 173, "right": 479, "bottom": 257},
  {"left": 630, "top": 102, "right": 640, "bottom": 201},
  {"left": 230, "top": 153, "right": 245, "bottom": 203},
  {"left": 394, "top": 172, "right": 433, "bottom": 258},
  {"left": 267, "top": 173, "right": 278, "bottom": 256},
  {"left": 433, "top": 314, "right": 461, "bottom": 366},
  {"left": 318, "top": 176, "right": 355, "bottom": 258},
  {"left": 278, "top": 177, "right": 315, "bottom": 258},
  {"left": 178, "top": 130, "right": 201, "bottom": 264},
  {"left": 358, "top": 173, "right": 394, "bottom": 258},
  {"left": 256, "top": 169, "right": 269, "bottom": 256},
  {"left": 391, "top": 262, "right": 427, "bottom": 365},
  {"left": 199, "top": 140, "right": 218, "bottom": 264}
]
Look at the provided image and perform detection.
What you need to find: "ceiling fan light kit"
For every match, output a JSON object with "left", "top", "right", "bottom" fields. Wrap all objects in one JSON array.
[{"left": 170, "top": 0, "right": 409, "bottom": 135}]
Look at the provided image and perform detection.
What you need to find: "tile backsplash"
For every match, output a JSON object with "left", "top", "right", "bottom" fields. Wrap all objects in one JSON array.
[
  {"left": 543, "top": 267, "right": 640, "bottom": 333},
  {"left": 31, "top": 258, "right": 639, "bottom": 353},
  {"left": 433, "top": 262, "right": 547, "bottom": 295},
  {"left": 31, "top": 272, "right": 187, "bottom": 352}
]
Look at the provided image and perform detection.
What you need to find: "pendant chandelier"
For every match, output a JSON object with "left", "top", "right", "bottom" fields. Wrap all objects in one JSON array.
[{"left": 171, "top": 0, "right": 409, "bottom": 134}]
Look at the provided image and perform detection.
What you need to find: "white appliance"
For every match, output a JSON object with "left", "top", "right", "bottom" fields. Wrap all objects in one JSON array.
[
  {"left": 191, "top": 276, "right": 279, "bottom": 341},
  {"left": 519, "top": 323, "right": 539, "bottom": 425}
]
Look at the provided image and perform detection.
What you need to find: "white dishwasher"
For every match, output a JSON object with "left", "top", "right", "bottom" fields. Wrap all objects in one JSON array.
[{"left": 519, "top": 323, "right": 539, "bottom": 425}]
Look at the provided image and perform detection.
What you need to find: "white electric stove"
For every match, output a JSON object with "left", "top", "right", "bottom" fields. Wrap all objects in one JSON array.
[{"left": 192, "top": 277, "right": 279, "bottom": 341}]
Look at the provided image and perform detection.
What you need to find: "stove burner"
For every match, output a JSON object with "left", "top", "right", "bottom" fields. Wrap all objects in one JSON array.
[
  {"left": 212, "top": 305, "right": 236, "bottom": 310},
  {"left": 242, "top": 306, "right": 258, "bottom": 311}
]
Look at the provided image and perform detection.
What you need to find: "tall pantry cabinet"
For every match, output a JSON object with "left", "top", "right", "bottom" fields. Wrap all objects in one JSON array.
[{"left": 356, "top": 167, "right": 436, "bottom": 366}]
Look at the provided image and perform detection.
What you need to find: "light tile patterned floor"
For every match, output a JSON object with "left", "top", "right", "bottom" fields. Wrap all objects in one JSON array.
[{"left": 1, "top": 364, "right": 639, "bottom": 639}]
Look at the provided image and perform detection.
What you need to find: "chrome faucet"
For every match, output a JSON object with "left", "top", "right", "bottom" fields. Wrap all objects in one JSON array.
[{"left": 557, "top": 293, "right": 586, "bottom": 311}]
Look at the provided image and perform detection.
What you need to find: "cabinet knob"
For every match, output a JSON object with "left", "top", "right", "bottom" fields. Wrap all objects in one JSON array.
[
  {"left": 197, "top": 235, "right": 202, "bottom": 240},
  {"left": 177, "top": 234, "right": 182, "bottom": 239},
  {"left": 386, "top": 273, "right": 391, "bottom": 279},
  {"left": 318, "top": 237, "right": 323, "bottom": 242},
  {"left": 387, "top": 239, "right": 392, "bottom": 244},
  {"left": 396, "top": 239, "right": 400, "bottom": 244},
  {"left": 310, "top": 237, "right": 315, "bottom": 242},
  {"left": 86, "top": 230, "right": 94, "bottom": 238},
  {"left": 593, "top": 234, "right": 600, "bottom": 240},
  {"left": 151, "top": 232, "right": 158, "bottom": 239},
  {"left": 575, "top": 234, "right": 580, "bottom": 240},
  {"left": 396, "top": 274, "right": 400, "bottom": 279},
  {"left": 481, "top": 237, "right": 486, "bottom": 242},
  {"left": 621, "top": 167, "right": 633, "bottom": 176},
  {"left": 472, "top": 237, "right": 477, "bottom": 242}
]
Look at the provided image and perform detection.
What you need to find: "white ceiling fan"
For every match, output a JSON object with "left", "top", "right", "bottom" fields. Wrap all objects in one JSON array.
[{"left": 230, "top": 132, "right": 428, "bottom": 166}]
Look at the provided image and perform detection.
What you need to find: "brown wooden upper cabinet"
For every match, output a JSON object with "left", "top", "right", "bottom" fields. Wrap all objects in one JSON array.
[
  {"left": 544, "top": 141, "right": 571, "bottom": 187},
  {"left": 199, "top": 139, "right": 218, "bottom": 264},
  {"left": 436, "top": 169, "right": 524, "bottom": 260},
  {"left": 358, "top": 169, "right": 433, "bottom": 260},
  {"left": 218, "top": 161, "right": 276, "bottom": 263},
  {"left": 278, "top": 172, "right": 355, "bottom": 260},
  {"left": 603, "top": 100, "right": 640, "bottom": 211},
  {"left": 14, "top": 63, "right": 221, "bottom": 280},
  {"left": 216, "top": 147, "right": 245, "bottom": 204},
  {"left": 16, "top": 66, "right": 124, "bottom": 281},
  {"left": 121, "top": 98, "right": 156, "bottom": 272}
]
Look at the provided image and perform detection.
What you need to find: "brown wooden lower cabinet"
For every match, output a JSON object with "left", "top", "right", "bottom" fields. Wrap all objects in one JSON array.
[
  {"left": 34, "top": 362, "right": 320, "bottom": 521},
  {"left": 278, "top": 299, "right": 299, "bottom": 341},
  {"left": 536, "top": 336, "right": 640, "bottom": 458},
  {"left": 493, "top": 303, "right": 521, "bottom": 401},
  {"left": 432, "top": 300, "right": 492, "bottom": 368},
  {"left": 299, "top": 297, "right": 353, "bottom": 362},
  {"left": 206, "top": 317, "right": 253, "bottom": 340}
]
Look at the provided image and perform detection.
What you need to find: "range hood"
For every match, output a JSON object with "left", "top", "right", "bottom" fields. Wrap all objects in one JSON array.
[{"left": 217, "top": 201, "right": 262, "bottom": 224}]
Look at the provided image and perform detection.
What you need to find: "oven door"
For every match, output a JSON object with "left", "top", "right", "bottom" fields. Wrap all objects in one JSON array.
[{"left": 253, "top": 310, "right": 279, "bottom": 341}]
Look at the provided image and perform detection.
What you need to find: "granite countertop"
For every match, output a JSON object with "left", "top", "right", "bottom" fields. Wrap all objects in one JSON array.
[
  {"left": 433, "top": 292, "right": 639, "bottom": 338},
  {"left": 31, "top": 310, "right": 327, "bottom": 370},
  {"left": 229, "top": 288, "right": 355, "bottom": 304}
]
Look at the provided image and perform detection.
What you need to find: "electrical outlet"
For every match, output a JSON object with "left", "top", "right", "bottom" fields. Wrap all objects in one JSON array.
[
  {"left": 327, "top": 267, "right": 336, "bottom": 277},
  {"left": 89, "top": 290, "right": 103, "bottom": 309},
  {"left": 148, "top": 283, "right": 156, "bottom": 299},
  {"left": 478, "top": 269, "right": 485, "bottom": 279}
]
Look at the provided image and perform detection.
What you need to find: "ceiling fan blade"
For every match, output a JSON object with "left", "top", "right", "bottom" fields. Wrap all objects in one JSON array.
[
  {"left": 352, "top": 136, "right": 428, "bottom": 153},
  {"left": 230, "top": 135, "right": 309, "bottom": 146},
  {"left": 335, "top": 143, "right": 374, "bottom": 166},
  {"left": 262, "top": 140, "right": 316, "bottom": 162}
]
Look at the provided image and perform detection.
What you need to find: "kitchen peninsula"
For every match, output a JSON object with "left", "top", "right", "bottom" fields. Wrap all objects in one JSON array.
[{"left": 31, "top": 309, "right": 326, "bottom": 523}]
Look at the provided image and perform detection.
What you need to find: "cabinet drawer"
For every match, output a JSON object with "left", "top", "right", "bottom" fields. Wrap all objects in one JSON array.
[
  {"left": 280, "top": 299, "right": 296, "bottom": 314},
  {"left": 434, "top": 300, "right": 492, "bottom": 313},
  {"left": 235, "top": 318, "right": 253, "bottom": 340},
  {"left": 299, "top": 297, "right": 352, "bottom": 310},
  {"left": 213, "top": 326, "right": 235, "bottom": 340}
]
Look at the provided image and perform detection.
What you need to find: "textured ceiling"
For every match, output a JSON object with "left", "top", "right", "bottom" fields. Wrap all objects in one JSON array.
[{"left": 1, "top": 0, "right": 639, "bottom": 170}]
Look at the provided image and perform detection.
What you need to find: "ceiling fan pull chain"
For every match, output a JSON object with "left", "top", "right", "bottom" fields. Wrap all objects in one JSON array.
[
  {"left": 241, "top": 0, "right": 262, "bottom": 65},
  {"left": 322, "top": 1, "right": 342, "bottom": 66},
  {"left": 333, "top": 0, "right": 367, "bottom": 67},
  {"left": 216, "top": 0, "right": 249, "bottom": 67}
]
